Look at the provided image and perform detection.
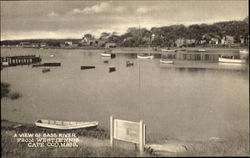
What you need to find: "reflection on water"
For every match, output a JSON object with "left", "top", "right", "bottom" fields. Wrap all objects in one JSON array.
[{"left": 1, "top": 48, "right": 249, "bottom": 142}]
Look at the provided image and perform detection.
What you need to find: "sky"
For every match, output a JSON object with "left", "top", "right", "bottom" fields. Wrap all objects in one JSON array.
[{"left": 1, "top": 0, "right": 248, "bottom": 40}]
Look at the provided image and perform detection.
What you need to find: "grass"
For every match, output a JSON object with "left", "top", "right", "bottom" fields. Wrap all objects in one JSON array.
[
  {"left": 1, "top": 120, "right": 154, "bottom": 157},
  {"left": 177, "top": 132, "right": 249, "bottom": 157}
]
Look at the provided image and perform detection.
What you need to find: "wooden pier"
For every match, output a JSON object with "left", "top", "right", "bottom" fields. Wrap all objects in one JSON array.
[{"left": 0, "top": 55, "right": 42, "bottom": 66}]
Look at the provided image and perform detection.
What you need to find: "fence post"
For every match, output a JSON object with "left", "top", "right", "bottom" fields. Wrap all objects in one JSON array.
[
  {"left": 110, "top": 115, "right": 114, "bottom": 148},
  {"left": 139, "top": 120, "right": 144, "bottom": 156}
]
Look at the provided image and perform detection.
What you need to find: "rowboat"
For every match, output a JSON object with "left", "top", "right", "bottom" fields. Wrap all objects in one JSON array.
[
  {"left": 34, "top": 119, "right": 99, "bottom": 130},
  {"left": 160, "top": 59, "right": 174, "bottom": 64},
  {"left": 218, "top": 57, "right": 246, "bottom": 64},
  {"left": 161, "top": 49, "right": 177, "bottom": 52},
  {"left": 197, "top": 49, "right": 206, "bottom": 52},
  {"left": 126, "top": 61, "right": 134, "bottom": 67},
  {"left": 137, "top": 54, "right": 154, "bottom": 59},
  {"left": 81, "top": 66, "right": 95, "bottom": 70},
  {"left": 42, "top": 68, "right": 50, "bottom": 73},
  {"left": 109, "top": 66, "right": 116, "bottom": 73},
  {"left": 101, "top": 53, "right": 111, "bottom": 57}
]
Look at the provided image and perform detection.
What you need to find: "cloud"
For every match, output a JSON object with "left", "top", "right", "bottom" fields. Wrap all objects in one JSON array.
[
  {"left": 71, "top": 2, "right": 110, "bottom": 15},
  {"left": 136, "top": 6, "right": 151, "bottom": 14},
  {"left": 115, "top": 6, "right": 126, "bottom": 12},
  {"left": 70, "top": 2, "right": 127, "bottom": 15},
  {"left": 47, "top": 11, "right": 58, "bottom": 17}
]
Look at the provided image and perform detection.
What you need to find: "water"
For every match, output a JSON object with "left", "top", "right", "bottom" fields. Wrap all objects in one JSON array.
[{"left": 1, "top": 48, "right": 249, "bottom": 142}]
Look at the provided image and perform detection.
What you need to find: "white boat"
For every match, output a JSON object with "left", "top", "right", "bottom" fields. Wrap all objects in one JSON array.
[
  {"left": 101, "top": 53, "right": 111, "bottom": 57},
  {"left": 218, "top": 57, "right": 246, "bottom": 64},
  {"left": 161, "top": 49, "right": 176, "bottom": 52},
  {"left": 239, "top": 49, "right": 249, "bottom": 54},
  {"left": 34, "top": 119, "right": 99, "bottom": 130},
  {"left": 195, "top": 49, "right": 206, "bottom": 52},
  {"left": 1, "top": 62, "right": 9, "bottom": 66},
  {"left": 160, "top": 59, "right": 174, "bottom": 64},
  {"left": 137, "top": 54, "right": 154, "bottom": 59}
]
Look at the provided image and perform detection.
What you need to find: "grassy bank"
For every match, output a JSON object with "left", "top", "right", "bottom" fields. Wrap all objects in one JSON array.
[{"left": 1, "top": 120, "right": 154, "bottom": 157}]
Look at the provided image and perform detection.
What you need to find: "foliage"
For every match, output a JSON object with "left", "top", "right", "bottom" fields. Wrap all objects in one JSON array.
[{"left": 1, "top": 17, "right": 248, "bottom": 48}]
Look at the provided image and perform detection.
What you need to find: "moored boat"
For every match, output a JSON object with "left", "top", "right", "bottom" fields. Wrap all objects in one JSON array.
[
  {"left": 218, "top": 56, "right": 246, "bottom": 64},
  {"left": 137, "top": 54, "right": 154, "bottom": 59},
  {"left": 101, "top": 53, "right": 111, "bottom": 57},
  {"left": 34, "top": 119, "right": 99, "bottom": 130},
  {"left": 160, "top": 59, "right": 174, "bottom": 64},
  {"left": 81, "top": 66, "right": 95, "bottom": 70},
  {"left": 161, "top": 49, "right": 177, "bottom": 52},
  {"left": 42, "top": 68, "right": 50, "bottom": 73}
]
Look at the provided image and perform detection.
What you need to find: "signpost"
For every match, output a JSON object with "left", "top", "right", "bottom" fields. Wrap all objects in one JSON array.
[{"left": 110, "top": 115, "right": 146, "bottom": 156}]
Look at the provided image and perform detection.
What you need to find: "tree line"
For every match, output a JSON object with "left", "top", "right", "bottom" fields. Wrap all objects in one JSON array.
[{"left": 1, "top": 17, "right": 248, "bottom": 48}]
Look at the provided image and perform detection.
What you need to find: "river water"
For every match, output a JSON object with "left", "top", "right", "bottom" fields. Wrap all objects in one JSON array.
[{"left": 1, "top": 48, "right": 249, "bottom": 142}]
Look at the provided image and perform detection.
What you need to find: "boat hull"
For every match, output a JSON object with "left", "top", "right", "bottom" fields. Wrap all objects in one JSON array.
[
  {"left": 160, "top": 59, "right": 174, "bottom": 64},
  {"left": 137, "top": 55, "right": 154, "bottom": 59},
  {"left": 218, "top": 57, "right": 246, "bottom": 64},
  {"left": 35, "top": 119, "right": 98, "bottom": 130},
  {"left": 101, "top": 53, "right": 111, "bottom": 57}
]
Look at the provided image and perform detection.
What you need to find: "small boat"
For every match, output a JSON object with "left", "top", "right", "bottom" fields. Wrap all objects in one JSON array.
[
  {"left": 34, "top": 119, "right": 99, "bottom": 130},
  {"left": 109, "top": 66, "right": 116, "bottom": 73},
  {"left": 126, "top": 61, "right": 134, "bottom": 67},
  {"left": 137, "top": 54, "right": 154, "bottom": 59},
  {"left": 81, "top": 66, "right": 95, "bottom": 70},
  {"left": 43, "top": 63, "right": 61, "bottom": 67},
  {"left": 42, "top": 68, "right": 50, "bottom": 73},
  {"left": 101, "top": 53, "right": 111, "bottom": 57},
  {"left": 219, "top": 56, "right": 246, "bottom": 64},
  {"left": 161, "top": 49, "right": 177, "bottom": 52},
  {"left": 32, "top": 63, "right": 44, "bottom": 67},
  {"left": 50, "top": 54, "right": 55, "bottom": 57},
  {"left": 196, "top": 49, "right": 206, "bottom": 52},
  {"left": 160, "top": 59, "right": 174, "bottom": 64}
]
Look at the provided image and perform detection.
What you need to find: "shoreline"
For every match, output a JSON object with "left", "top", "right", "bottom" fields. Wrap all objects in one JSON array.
[{"left": 1, "top": 119, "right": 249, "bottom": 157}]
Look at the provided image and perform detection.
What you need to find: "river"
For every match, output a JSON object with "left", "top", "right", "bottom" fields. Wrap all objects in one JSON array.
[{"left": 1, "top": 48, "right": 249, "bottom": 142}]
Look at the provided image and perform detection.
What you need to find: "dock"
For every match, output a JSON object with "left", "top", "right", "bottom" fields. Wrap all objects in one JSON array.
[{"left": 1, "top": 55, "right": 41, "bottom": 66}]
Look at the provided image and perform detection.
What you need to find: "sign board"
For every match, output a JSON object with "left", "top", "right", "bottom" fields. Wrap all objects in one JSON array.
[
  {"left": 114, "top": 119, "right": 140, "bottom": 144},
  {"left": 110, "top": 115, "right": 146, "bottom": 156}
]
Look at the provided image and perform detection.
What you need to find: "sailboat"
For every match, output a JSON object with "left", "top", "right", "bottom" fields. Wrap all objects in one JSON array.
[
  {"left": 137, "top": 53, "right": 154, "bottom": 59},
  {"left": 137, "top": 27, "right": 154, "bottom": 59},
  {"left": 160, "top": 56, "right": 174, "bottom": 64}
]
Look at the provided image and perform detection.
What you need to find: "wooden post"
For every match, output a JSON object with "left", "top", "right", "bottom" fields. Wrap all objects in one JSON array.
[
  {"left": 110, "top": 115, "right": 114, "bottom": 148},
  {"left": 143, "top": 124, "right": 146, "bottom": 146},
  {"left": 139, "top": 120, "right": 144, "bottom": 156}
]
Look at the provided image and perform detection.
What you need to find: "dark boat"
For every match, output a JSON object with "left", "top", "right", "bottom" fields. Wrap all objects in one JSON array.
[
  {"left": 109, "top": 67, "right": 116, "bottom": 73},
  {"left": 43, "top": 63, "right": 61, "bottom": 67},
  {"left": 126, "top": 61, "right": 134, "bottom": 67},
  {"left": 111, "top": 54, "right": 116, "bottom": 58},
  {"left": 81, "top": 66, "right": 95, "bottom": 70},
  {"left": 42, "top": 68, "right": 50, "bottom": 73},
  {"left": 32, "top": 63, "right": 44, "bottom": 67}
]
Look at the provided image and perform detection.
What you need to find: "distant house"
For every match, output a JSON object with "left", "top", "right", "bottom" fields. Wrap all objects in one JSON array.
[
  {"left": 185, "top": 39, "right": 196, "bottom": 46},
  {"left": 221, "top": 35, "right": 234, "bottom": 46},
  {"left": 65, "top": 41, "right": 73, "bottom": 46},
  {"left": 105, "top": 42, "right": 116, "bottom": 48},
  {"left": 209, "top": 38, "right": 220, "bottom": 45},
  {"left": 175, "top": 38, "right": 185, "bottom": 47},
  {"left": 81, "top": 36, "right": 99, "bottom": 46}
]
